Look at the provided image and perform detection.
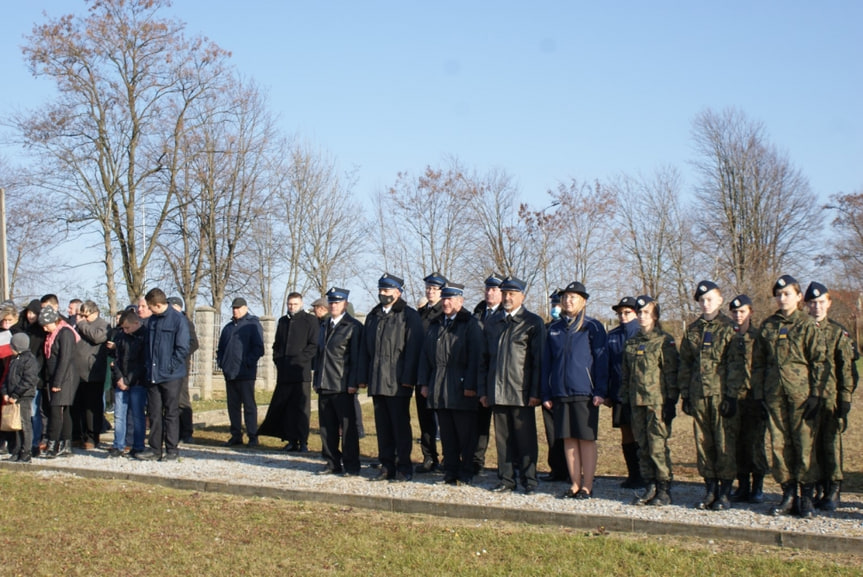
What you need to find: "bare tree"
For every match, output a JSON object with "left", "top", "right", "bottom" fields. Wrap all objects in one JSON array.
[
  {"left": 824, "top": 189, "right": 863, "bottom": 288},
  {"left": 690, "top": 107, "right": 822, "bottom": 302},
  {"left": 15, "top": 0, "right": 231, "bottom": 312}
]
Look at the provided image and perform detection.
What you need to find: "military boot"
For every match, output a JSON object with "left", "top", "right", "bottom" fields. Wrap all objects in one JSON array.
[
  {"left": 819, "top": 481, "right": 841, "bottom": 512},
  {"left": 749, "top": 474, "right": 765, "bottom": 503},
  {"left": 632, "top": 481, "right": 657, "bottom": 506},
  {"left": 712, "top": 479, "right": 733, "bottom": 510},
  {"left": 798, "top": 483, "right": 816, "bottom": 519},
  {"left": 730, "top": 474, "right": 750, "bottom": 502},
  {"left": 696, "top": 478, "right": 718, "bottom": 510},
  {"left": 770, "top": 482, "right": 797, "bottom": 516},
  {"left": 620, "top": 442, "right": 645, "bottom": 489},
  {"left": 647, "top": 481, "right": 672, "bottom": 506}
]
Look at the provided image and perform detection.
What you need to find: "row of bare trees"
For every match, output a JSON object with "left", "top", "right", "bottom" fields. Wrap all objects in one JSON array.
[{"left": 1, "top": 0, "right": 853, "bottom": 324}]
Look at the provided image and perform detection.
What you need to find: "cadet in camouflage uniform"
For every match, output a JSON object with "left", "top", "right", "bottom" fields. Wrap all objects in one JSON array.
[
  {"left": 677, "top": 281, "right": 738, "bottom": 511},
  {"left": 804, "top": 282, "right": 858, "bottom": 511},
  {"left": 621, "top": 296, "right": 679, "bottom": 507},
  {"left": 751, "top": 275, "right": 826, "bottom": 519},
  {"left": 726, "top": 295, "right": 768, "bottom": 504}
]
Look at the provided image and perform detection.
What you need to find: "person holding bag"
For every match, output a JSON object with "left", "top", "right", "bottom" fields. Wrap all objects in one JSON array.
[{"left": 1, "top": 333, "right": 40, "bottom": 462}]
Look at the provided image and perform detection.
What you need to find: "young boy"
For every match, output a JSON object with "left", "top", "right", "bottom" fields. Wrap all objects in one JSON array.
[
  {"left": 1, "top": 333, "right": 40, "bottom": 462},
  {"left": 677, "top": 281, "right": 737, "bottom": 510}
]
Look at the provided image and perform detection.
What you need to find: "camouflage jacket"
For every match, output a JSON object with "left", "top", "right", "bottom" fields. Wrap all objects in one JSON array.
[
  {"left": 677, "top": 313, "right": 735, "bottom": 400},
  {"left": 815, "top": 318, "right": 857, "bottom": 409},
  {"left": 621, "top": 327, "right": 679, "bottom": 407},
  {"left": 751, "top": 308, "right": 826, "bottom": 403},
  {"left": 726, "top": 324, "right": 759, "bottom": 400}
]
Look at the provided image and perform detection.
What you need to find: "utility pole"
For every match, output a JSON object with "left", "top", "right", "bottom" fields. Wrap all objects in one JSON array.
[{"left": 0, "top": 188, "right": 8, "bottom": 301}]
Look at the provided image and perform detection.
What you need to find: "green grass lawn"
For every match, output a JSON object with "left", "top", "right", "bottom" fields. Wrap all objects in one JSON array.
[{"left": 0, "top": 471, "right": 860, "bottom": 576}]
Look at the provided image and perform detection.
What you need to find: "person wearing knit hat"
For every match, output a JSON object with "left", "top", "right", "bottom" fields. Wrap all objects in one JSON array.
[
  {"left": 38, "top": 305, "right": 80, "bottom": 459},
  {"left": 726, "top": 294, "right": 768, "bottom": 504},
  {"left": 804, "top": 281, "right": 857, "bottom": 511},
  {"left": 753, "top": 275, "right": 825, "bottom": 519},
  {"left": 2, "top": 332, "right": 39, "bottom": 462}
]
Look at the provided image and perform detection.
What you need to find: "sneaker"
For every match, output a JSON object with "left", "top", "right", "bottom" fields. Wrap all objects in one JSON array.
[
  {"left": 107, "top": 447, "right": 123, "bottom": 458},
  {"left": 134, "top": 449, "right": 160, "bottom": 461},
  {"left": 160, "top": 452, "right": 179, "bottom": 462}
]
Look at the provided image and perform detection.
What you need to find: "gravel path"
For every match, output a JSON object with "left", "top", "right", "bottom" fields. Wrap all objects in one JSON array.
[{"left": 7, "top": 443, "right": 861, "bottom": 542}]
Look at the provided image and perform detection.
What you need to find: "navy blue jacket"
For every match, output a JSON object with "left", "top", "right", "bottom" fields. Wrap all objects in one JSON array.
[
  {"left": 147, "top": 306, "right": 191, "bottom": 384},
  {"left": 217, "top": 312, "right": 264, "bottom": 381},
  {"left": 606, "top": 319, "right": 640, "bottom": 403},
  {"left": 541, "top": 313, "right": 609, "bottom": 403}
]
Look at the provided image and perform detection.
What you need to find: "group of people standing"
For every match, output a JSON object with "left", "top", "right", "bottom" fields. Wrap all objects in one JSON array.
[
  {"left": 0, "top": 289, "right": 195, "bottom": 462},
  {"left": 2, "top": 272, "right": 855, "bottom": 521}
]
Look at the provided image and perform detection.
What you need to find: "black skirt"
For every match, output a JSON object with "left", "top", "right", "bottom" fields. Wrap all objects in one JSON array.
[{"left": 553, "top": 396, "right": 599, "bottom": 441}]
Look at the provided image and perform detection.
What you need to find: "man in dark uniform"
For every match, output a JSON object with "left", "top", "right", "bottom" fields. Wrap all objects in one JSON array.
[
  {"left": 479, "top": 276, "right": 545, "bottom": 495},
  {"left": 314, "top": 287, "right": 364, "bottom": 476},
  {"left": 360, "top": 273, "right": 424, "bottom": 482},
  {"left": 472, "top": 273, "right": 505, "bottom": 475},
  {"left": 415, "top": 271, "right": 447, "bottom": 474},
  {"left": 260, "top": 292, "right": 319, "bottom": 451}
]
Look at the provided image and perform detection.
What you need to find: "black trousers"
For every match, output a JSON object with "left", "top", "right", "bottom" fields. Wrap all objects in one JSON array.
[
  {"left": 319, "top": 392, "right": 360, "bottom": 473},
  {"left": 473, "top": 403, "right": 493, "bottom": 471},
  {"left": 178, "top": 374, "right": 194, "bottom": 441},
  {"left": 372, "top": 395, "right": 413, "bottom": 476},
  {"left": 438, "top": 409, "right": 478, "bottom": 482},
  {"left": 11, "top": 398, "right": 34, "bottom": 456},
  {"left": 226, "top": 379, "right": 258, "bottom": 440},
  {"left": 73, "top": 380, "right": 104, "bottom": 444},
  {"left": 542, "top": 405, "right": 567, "bottom": 477},
  {"left": 414, "top": 389, "right": 439, "bottom": 463},
  {"left": 493, "top": 405, "right": 538, "bottom": 489},
  {"left": 147, "top": 379, "right": 181, "bottom": 454},
  {"left": 47, "top": 404, "right": 72, "bottom": 443}
]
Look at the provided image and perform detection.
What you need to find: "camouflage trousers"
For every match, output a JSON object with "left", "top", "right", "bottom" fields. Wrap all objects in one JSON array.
[
  {"left": 735, "top": 397, "right": 769, "bottom": 477},
  {"left": 631, "top": 404, "right": 672, "bottom": 482},
  {"left": 691, "top": 396, "right": 738, "bottom": 480},
  {"left": 814, "top": 405, "right": 844, "bottom": 482},
  {"left": 766, "top": 391, "right": 820, "bottom": 484}
]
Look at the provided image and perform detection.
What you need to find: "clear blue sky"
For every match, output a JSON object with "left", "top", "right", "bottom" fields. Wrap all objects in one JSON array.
[
  {"left": 2, "top": 1, "right": 861, "bottom": 206},
  {"left": 1, "top": 1, "right": 861, "bottom": 307}
]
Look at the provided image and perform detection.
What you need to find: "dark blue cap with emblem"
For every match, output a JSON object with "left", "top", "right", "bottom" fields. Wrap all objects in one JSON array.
[
  {"left": 326, "top": 287, "right": 350, "bottom": 302},
  {"left": 772, "top": 275, "right": 798, "bottom": 296},
  {"left": 441, "top": 283, "right": 465, "bottom": 299},
  {"left": 729, "top": 294, "right": 752, "bottom": 310},
  {"left": 499, "top": 276, "right": 526, "bottom": 293},
  {"left": 612, "top": 296, "right": 638, "bottom": 312},
  {"left": 378, "top": 273, "right": 404, "bottom": 291},
  {"left": 562, "top": 281, "right": 590, "bottom": 299},
  {"left": 423, "top": 272, "right": 447, "bottom": 288},
  {"left": 484, "top": 273, "right": 505, "bottom": 288},
  {"left": 804, "top": 282, "right": 829, "bottom": 302},
  {"left": 635, "top": 295, "right": 660, "bottom": 317},
  {"left": 694, "top": 280, "right": 720, "bottom": 301},
  {"left": 549, "top": 289, "right": 561, "bottom": 304}
]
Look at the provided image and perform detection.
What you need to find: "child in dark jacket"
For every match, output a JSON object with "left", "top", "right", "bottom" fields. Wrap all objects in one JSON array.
[{"left": 2, "top": 333, "right": 40, "bottom": 462}]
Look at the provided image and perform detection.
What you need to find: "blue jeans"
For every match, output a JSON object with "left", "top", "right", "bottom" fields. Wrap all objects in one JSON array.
[
  {"left": 31, "top": 388, "right": 43, "bottom": 449},
  {"left": 113, "top": 386, "right": 147, "bottom": 451}
]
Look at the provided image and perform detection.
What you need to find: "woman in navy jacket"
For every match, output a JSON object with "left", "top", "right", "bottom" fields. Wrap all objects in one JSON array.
[{"left": 541, "top": 282, "right": 608, "bottom": 499}]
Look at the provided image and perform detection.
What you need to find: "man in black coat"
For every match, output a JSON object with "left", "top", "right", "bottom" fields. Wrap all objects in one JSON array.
[
  {"left": 360, "top": 273, "right": 424, "bottom": 482},
  {"left": 414, "top": 271, "right": 446, "bottom": 473},
  {"left": 314, "top": 287, "right": 363, "bottom": 476},
  {"left": 471, "top": 273, "right": 505, "bottom": 474},
  {"left": 259, "top": 292, "right": 319, "bottom": 451}
]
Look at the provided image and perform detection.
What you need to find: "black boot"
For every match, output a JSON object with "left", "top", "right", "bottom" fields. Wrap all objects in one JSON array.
[
  {"left": 57, "top": 440, "right": 73, "bottom": 458},
  {"left": 749, "top": 474, "right": 765, "bottom": 503},
  {"left": 798, "top": 483, "right": 816, "bottom": 519},
  {"left": 770, "top": 482, "right": 797, "bottom": 516},
  {"left": 730, "top": 474, "right": 750, "bottom": 502},
  {"left": 648, "top": 480, "right": 672, "bottom": 506},
  {"left": 620, "top": 442, "right": 645, "bottom": 489},
  {"left": 819, "top": 481, "right": 841, "bottom": 512},
  {"left": 712, "top": 479, "right": 733, "bottom": 510},
  {"left": 42, "top": 440, "right": 58, "bottom": 459},
  {"left": 632, "top": 481, "right": 657, "bottom": 506},
  {"left": 18, "top": 450, "right": 32, "bottom": 463},
  {"left": 696, "top": 478, "right": 718, "bottom": 510}
]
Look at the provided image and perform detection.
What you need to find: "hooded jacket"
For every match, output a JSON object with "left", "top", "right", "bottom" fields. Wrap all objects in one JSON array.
[{"left": 2, "top": 350, "right": 39, "bottom": 400}]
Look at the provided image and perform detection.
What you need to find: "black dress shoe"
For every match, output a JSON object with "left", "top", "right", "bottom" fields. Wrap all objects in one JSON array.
[
  {"left": 391, "top": 471, "right": 413, "bottom": 483},
  {"left": 523, "top": 486, "right": 537, "bottom": 495},
  {"left": 369, "top": 468, "right": 391, "bottom": 482},
  {"left": 490, "top": 483, "right": 515, "bottom": 493},
  {"left": 540, "top": 473, "right": 568, "bottom": 483},
  {"left": 160, "top": 452, "right": 179, "bottom": 462},
  {"left": 223, "top": 438, "right": 243, "bottom": 447},
  {"left": 342, "top": 470, "right": 361, "bottom": 477},
  {"left": 282, "top": 442, "right": 298, "bottom": 452},
  {"left": 134, "top": 449, "right": 160, "bottom": 461},
  {"left": 415, "top": 459, "right": 438, "bottom": 474},
  {"left": 316, "top": 467, "right": 343, "bottom": 476}
]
